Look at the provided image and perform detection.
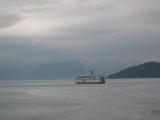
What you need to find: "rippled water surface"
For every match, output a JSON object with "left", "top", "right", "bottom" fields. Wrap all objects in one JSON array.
[{"left": 0, "top": 79, "right": 160, "bottom": 120}]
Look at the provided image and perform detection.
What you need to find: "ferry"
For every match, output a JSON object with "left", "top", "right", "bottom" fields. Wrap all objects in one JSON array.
[{"left": 75, "top": 71, "right": 106, "bottom": 84}]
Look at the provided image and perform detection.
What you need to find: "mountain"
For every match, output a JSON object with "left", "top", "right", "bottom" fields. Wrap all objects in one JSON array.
[
  {"left": 107, "top": 62, "right": 160, "bottom": 79},
  {"left": 0, "top": 60, "right": 87, "bottom": 80},
  {"left": 32, "top": 60, "right": 87, "bottom": 80},
  {"left": 0, "top": 63, "right": 36, "bottom": 80}
]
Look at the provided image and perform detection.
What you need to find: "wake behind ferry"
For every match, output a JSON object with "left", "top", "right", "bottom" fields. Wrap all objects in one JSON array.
[{"left": 75, "top": 71, "right": 106, "bottom": 84}]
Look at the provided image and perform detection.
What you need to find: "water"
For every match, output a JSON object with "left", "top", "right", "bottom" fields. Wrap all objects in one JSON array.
[{"left": 0, "top": 79, "right": 160, "bottom": 120}]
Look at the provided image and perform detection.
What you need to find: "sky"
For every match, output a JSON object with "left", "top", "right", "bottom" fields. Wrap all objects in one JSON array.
[{"left": 0, "top": 0, "right": 160, "bottom": 73}]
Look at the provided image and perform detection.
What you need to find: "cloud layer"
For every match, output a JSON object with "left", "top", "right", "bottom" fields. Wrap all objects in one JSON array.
[{"left": 0, "top": 0, "right": 160, "bottom": 73}]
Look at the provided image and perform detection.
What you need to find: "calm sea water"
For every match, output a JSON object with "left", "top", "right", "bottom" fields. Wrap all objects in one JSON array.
[{"left": 0, "top": 79, "right": 160, "bottom": 120}]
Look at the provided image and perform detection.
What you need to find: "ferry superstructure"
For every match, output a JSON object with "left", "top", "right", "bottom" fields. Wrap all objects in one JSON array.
[{"left": 75, "top": 71, "right": 106, "bottom": 84}]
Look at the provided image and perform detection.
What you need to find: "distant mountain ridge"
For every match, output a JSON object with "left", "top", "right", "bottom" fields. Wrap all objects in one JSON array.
[
  {"left": 0, "top": 60, "right": 87, "bottom": 80},
  {"left": 107, "top": 62, "right": 160, "bottom": 79},
  {"left": 32, "top": 60, "right": 87, "bottom": 79}
]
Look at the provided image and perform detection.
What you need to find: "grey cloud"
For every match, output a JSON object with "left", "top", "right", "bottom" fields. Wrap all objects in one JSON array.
[
  {"left": 120, "top": 0, "right": 160, "bottom": 25},
  {"left": 0, "top": 0, "right": 46, "bottom": 8},
  {"left": 0, "top": 0, "right": 160, "bottom": 74},
  {"left": 138, "top": 9, "right": 160, "bottom": 24},
  {"left": 0, "top": 13, "right": 25, "bottom": 28},
  {"left": 1, "top": 24, "right": 160, "bottom": 70}
]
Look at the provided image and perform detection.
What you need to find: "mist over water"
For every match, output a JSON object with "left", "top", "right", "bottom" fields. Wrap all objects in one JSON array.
[{"left": 0, "top": 79, "right": 160, "bottom": 120}]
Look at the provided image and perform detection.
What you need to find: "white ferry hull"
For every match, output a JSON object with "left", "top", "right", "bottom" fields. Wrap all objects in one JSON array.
[
  {"left": 76, "top": 81, "right": 105, "bottom": 84},
  {"left": 75, "top": 78, "right": 106, "bottom": 84}
]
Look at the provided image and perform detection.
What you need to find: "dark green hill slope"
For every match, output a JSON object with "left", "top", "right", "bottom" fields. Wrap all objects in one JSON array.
[{"left": 108, "top": 62, "right": 160, "bottom": 79}]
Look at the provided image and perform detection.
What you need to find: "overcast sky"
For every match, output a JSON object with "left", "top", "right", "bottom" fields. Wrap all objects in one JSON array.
[{"left": 0, "top": 0, "right": 160, "bottom": 73}]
